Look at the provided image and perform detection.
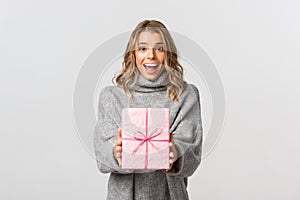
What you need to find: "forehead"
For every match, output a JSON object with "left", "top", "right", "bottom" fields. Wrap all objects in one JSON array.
[{"left": 137, "top": 31, "right": 163, "bottom": 44}]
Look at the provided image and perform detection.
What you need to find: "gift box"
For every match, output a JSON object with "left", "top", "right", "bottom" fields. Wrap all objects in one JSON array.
[{"left": 121, "top": 108, "right": 170, "bottom": 170}]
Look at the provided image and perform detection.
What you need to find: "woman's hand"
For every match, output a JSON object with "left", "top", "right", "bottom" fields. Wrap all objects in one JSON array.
[
  {"left": 166, "top": 133, "right": 178, "bottom": 171},
  {"left": 113, "top": 129, "right": 122, "bottom": 166}
]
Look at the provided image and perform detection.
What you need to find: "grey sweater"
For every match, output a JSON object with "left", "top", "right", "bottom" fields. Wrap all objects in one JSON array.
[{"left": 94, "top": 71, "right": 203, "bottom": 200}]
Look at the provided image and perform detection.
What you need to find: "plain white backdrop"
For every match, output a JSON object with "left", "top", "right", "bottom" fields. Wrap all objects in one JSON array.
[{"left": 1, "top": 0, "right": 299, "bottom": 199}]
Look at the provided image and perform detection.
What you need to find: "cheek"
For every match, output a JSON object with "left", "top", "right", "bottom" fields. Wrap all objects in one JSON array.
[
  {"left": 135, "top": 53, "right": 144, "bottom": 66},
  {"left": 158, "top": 53, "right": 166, "bottom": 63}
]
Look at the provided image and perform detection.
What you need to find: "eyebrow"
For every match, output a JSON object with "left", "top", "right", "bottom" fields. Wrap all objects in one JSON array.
[{"left": 138, "top": 42, "right": 164, "bottom": 45}]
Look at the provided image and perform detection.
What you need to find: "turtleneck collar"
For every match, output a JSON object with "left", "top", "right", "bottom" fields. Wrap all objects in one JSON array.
[{"left": 130, "top": 69, "right": 169, "bottom": 93}]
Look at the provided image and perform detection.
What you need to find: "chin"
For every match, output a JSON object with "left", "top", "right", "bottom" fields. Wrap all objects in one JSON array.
[{"left": 142, "top": 75, "right": 155, "bottom": 81}]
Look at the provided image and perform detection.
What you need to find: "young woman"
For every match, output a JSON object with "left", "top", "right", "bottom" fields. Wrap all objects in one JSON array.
[{"left": 94, "top": 19, "right": 203, "bottom": 200}]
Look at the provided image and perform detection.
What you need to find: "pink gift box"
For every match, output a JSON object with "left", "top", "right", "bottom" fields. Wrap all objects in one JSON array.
[{"left": 121, "top": 108, "right": 170, "bottom": 170}]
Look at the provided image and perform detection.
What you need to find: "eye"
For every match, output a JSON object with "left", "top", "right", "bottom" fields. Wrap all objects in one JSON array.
[
  {"left": 138, "top": 46, "right": 147, "bottom": 51},
  {"left": 155, "top": 46, "right": 164, "bottom": 51}
]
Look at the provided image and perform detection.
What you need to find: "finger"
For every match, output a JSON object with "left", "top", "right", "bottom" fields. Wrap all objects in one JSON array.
[
  {"left": 169, "top": 152, "right": 174, "bottom": 158},
  {"left": 116, "top": 129, "right": 122, "bottom": 145},
  {"left": 115, "top": 146, "right": 122, "bottom": 153},
  {"left": 116, "top": 158, "right": 121, "bottom": 166},
  {"left": 118, "top": 128, "right": 122, "bottom": 138},
  {"left": 115, "top": 152, "right": 120, "bottom": 158},
  {"left": 169, "top": 142, "right": 175, "bottom": 152},
  {"left": 114, "top": 152, "right": 122, "bottom": 167},
  {"left": 116, "top": 138, "right": 122, "bottom": 146},
  {"left": 116, "top": 154, "right": 122, "bottom": 166},
  {"left": 117, "top": 152, "right": 122, "bottom": 158},
  {"left": 113, "top": 147, "right": 120, "bottom": 159}
]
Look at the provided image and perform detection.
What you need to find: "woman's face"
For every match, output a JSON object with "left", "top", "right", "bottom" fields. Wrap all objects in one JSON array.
[{"left": 135, "top": 31, "right": 166, "bottom": 81}]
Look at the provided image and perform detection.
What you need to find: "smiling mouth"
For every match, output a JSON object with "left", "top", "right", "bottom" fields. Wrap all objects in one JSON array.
[
  {"left": 143, "top": 63, "right": 159, "bottom": 68},
  {"left": 143, "top": 64, "right": 160, "bottom": 74}
]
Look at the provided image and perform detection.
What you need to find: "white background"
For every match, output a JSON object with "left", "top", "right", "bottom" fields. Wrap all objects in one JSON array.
[{"left": 1, "top": 0, "right": 299, "bottom": 199}]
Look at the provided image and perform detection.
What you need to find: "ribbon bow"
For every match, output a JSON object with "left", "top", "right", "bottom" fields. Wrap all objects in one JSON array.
[
  {"left": 132, "top": 128, "right": 169, "bottom": 169},
  {"left": 132, "top": 128, "right": 165, "bottom": 153}
]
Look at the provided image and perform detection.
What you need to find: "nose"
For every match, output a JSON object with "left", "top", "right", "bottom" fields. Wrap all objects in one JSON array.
[{"left": 147, "top": 48, "right": 156, "bottom": 59}]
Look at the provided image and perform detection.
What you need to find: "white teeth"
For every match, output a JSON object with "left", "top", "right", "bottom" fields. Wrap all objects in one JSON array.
[{"left": 143, "top": 64, "right": 159, "bottom": 67}]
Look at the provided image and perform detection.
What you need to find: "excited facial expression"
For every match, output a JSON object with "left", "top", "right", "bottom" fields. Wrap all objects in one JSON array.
[{"left": 135, "top": 31, "right": 166, "bottom": 81}]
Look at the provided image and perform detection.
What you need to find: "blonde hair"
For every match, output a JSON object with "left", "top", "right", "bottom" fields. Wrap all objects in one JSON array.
[{"left": 115, "top": 20, "right": 185, "bottom": 101}]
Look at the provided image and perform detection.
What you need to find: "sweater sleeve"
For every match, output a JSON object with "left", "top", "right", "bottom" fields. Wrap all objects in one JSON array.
[
  {"left": 167, "top": 84, "right": 203, "bottom": 177},
  {"left": 94, "top": 86, "right": 133, "bottom": 174}
]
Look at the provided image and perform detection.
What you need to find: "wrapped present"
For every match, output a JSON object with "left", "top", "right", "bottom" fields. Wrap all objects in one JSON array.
[{"left": 121, "top": 108, "right": 170, "bottom": 170}]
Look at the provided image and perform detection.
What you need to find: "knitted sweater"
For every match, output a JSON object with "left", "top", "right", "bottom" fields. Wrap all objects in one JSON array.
[{"left": 94, "top": 71, "right": 203, "bottom": 200}]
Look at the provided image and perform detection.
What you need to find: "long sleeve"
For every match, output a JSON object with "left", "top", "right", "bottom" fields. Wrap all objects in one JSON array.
[
  {"left": 94, "top": 86, "right": 133, "bottom": 174},
  {"left": 167, "top": 84, "right": 203, "bottom": 178}
]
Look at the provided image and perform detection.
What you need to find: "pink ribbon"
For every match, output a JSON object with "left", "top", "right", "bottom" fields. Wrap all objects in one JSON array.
[{"left": 123, "top": 109, "right": 169, "bottom": 169}]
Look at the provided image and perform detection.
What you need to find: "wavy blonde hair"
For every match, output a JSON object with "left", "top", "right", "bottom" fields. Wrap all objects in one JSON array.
[{"left": 115, "top": 20, "right": 185, "bottom": 101}]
